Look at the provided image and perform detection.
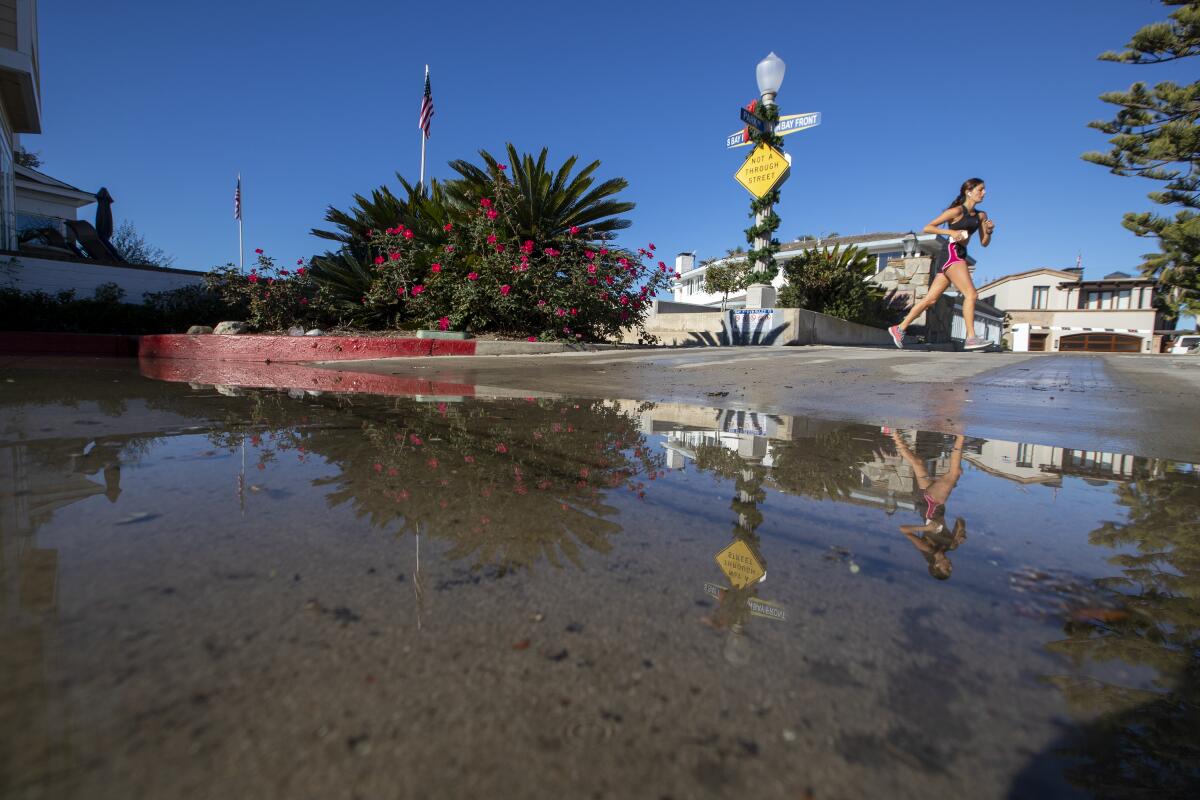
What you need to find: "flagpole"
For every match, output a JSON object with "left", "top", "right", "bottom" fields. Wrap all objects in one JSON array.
[
  {"left": 419, "top": 65, "right": 428, "bottom": 191},
  {"left": 237, "top": 173, "right": 244, "bottom": 273}
]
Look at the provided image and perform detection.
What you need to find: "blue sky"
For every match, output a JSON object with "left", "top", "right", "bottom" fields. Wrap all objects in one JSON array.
[{"left": 31, "top": 0, "right": 1191, "bottom": 289}]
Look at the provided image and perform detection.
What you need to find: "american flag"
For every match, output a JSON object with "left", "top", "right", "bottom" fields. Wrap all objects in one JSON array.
[
  {"left": 234, "top": 175, "right": 242, "bottom": 221},
  {"left": 418, "top": 68, "right": 434, "bottom": 139}
]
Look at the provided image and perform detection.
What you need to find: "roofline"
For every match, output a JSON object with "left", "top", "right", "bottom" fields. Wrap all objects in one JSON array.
[{"left": 977, "top": 268, "right": 1079, "bottom": 292}]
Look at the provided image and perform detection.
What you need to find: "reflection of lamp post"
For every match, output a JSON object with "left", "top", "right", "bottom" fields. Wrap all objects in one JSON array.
[
  {"left": 902, "top": 230, "right": 918, "bottom": 259},
  {"left": 751, "top": 52, "right": 786, "bottom": 279}
]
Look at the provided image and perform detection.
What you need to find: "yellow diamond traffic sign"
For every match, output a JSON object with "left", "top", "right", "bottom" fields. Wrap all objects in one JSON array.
[
  {"left": 734, "top": 143, "right": 790, "bottom": 199},
  {"left": 715, "top": 539, "right": 766, "bottom": 589}
]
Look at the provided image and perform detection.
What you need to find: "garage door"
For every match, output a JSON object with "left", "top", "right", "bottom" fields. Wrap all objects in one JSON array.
[{"left": 1059, "top": 333, "right": 1142, "bottom": 352}]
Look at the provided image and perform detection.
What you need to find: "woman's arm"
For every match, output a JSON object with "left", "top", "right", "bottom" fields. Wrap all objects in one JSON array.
[
  {"left": 923, "top": 208, "right": 968, "bottom": 242},
  {"left": 978, "top": 210, "right": 994, "bottom": 247}
]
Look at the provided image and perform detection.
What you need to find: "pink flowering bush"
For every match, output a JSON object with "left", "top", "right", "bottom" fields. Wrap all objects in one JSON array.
[
  {"left": 361, "top": 178, "right": 669, "bottom": 340},
  {"left": 204, "top": 252, "right": 328, "bottom": 331}
]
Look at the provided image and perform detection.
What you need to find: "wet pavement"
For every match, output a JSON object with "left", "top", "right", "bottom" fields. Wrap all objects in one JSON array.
[{"left": 1, "top": 359, "right": 1197, "bottom": 799}]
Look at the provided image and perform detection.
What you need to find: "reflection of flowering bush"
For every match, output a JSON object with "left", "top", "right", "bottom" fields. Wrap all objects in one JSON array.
[
  {"left": 362, "top": 178, "right": 670, "bottom": 341},
  {"left": 210, "top": 391, "right": 665, "bottom": 571}
]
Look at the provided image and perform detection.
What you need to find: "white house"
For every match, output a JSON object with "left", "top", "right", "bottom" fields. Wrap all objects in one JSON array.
[
  {"left": 977, "top": 267, "right": 1165, "bottom": 353},
  {"left": 672, "top": 231, "right": 943, "bottom": 309},
  {"left": 0, "top": 1, "right": 204, "bottom": 301}
]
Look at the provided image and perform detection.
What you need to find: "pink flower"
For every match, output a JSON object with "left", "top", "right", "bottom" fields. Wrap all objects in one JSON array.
[
  {"left": 599, "top": 248, "right": 608, "bottom": 256},
  {"left": 445, "top": 245, "right": 455, "bottom": 253},
  {"left": 499, "top": 284, "right": 511, "bottom": 296},
  {"left": 544, "top": 247, "right": 559, "bottom": 257},
  {"left": 374, "top": 255, "right": 384, "bottom": 265},
  {"left": 570, "top": 226, "right": 580, "bottom": 235},
  {"left": 299, "top": 297, "right": 309, "bottom": 305},
  {"left": 494, "top": 244, "right": 505, "bottom": 253},
  {"left": 674, "top": 272, "right": 682, "bottom": 279},
  {"left": 403, "top": 230, "right": 414, "bottom": 240},
  {"left": 430, "top": 263, "right": 442, "bottom": 273},
  {"left": 443, "top": 223, "right": 453, "bottom": 232},
  {"left": 620, "top": 295, "right": 630, "bottom": 305},
  {"left": 464, "top": 455, "right": 475, "bottom": 463},
  {"left": 486, "top": 209, "right": 498, "bottom": 220},
  {"left": 397, "top": 286, "right": 407, "bottom": 296},
  {"left": 426, "top": 457, "right": 439, "bottom": 469},
  {"left": 247, "top": 273, "right": 259, "bottom": 284},
  {"left": 388, "top": 251, "right": 401, "bottom": 261},
  {"left": 555, "top": 308, "right": 566, "bottom": 317},
  {"left": 618, "top": 257, "right": 629, "bottom": 267},
  {"left": 496, "top": 443, "right": 508, "bottom": 454},
  {"left": 659, "top": 264, "right": 667, "bottom": 272},
  {"left": 649, "top": 242, "right": 656, "bottom": 250},
  {"left": 527, "top": 336, "right": 537, "bottom": 342},
  {"left": 521, "top": 240, "right": 535, "bottom": 254},
  {"left": 438, "top": 316, "right": 450, "bottom": 331},
  {"left": 467, "top": 272, "right": 479, "bottom": 281},
  {"left": 587, "top": 264, "right": 597, "bottom": 274},
  {"left": 255, "top": 248, "right": 263, "bottom": 254},
  {"left": 599, "top": 291, "right": 608, "bottom": 301},
  {"left": 297, "top": 267, "right": 306, "bottom": 275},
  {"left": 480, "top": 198, "right": 492, "bottom": 208},
  {"left": 412, "top": 284, "right": 425, "bottom": 295},
  {"left": 585, "top": 250, "right": 595, "bottom": 260},
  {"left": 486, "top": 233, "right": 497, "bottom": 244},
  {"left": 296, "top": 259, "right": 304, "bottom": 265},
  {"left": 409, "top": 434, "right": 423, "bottom": 446},
  {"left": 605, "top": 275, "right": 614, "bottom": 285},
  {"left": 570, "top": 308, "right": 578, "bottom": 316},
  {"left": 537, "top": 299, "right": 547, "bottom": 306},
  {"left": 497, "top": 163, "right": 507, "bottom": 171}
]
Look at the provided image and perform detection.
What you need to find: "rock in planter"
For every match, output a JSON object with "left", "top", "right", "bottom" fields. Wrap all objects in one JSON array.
[
  {"left": 304, "top": 329, "right": 325, "bottom": 337},
  {"left": 287, "top": 326, "right": 306, "bottom": 337},
  {"left": 186, "top": 325, "right": 214, "bottom": 335},
  {"left": 213, "top": 321, "right": 248, "bottom": 335}
]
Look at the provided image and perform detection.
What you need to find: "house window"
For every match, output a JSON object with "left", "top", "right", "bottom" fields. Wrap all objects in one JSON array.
[
  {"left": 876, "top": 250, "right": 903, "bottom": 272},
  {"left": 1117, "top": 289, "right": 1131, "bottom": 309},
  {"left": 1031, "top": 286, "right": 1049, "bottom": 309},
  {"left": 1016, "top": 443, "right": 1035, "bottom": 469}
]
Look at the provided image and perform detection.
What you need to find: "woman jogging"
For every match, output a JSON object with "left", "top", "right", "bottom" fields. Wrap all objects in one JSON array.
[
  {"left": 889, "top": 178, "right": 995, "bottom": 350},
  {"left": 890, "top": 431, "right": 968, "bottom": 580}
]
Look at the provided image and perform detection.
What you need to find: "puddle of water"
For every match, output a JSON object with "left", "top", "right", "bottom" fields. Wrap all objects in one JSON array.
[{"left": 1, "top": 360, "right": 1197, "bottom": 798}]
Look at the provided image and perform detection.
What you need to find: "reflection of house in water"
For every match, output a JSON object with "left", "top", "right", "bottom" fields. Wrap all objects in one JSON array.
[{"left": 642, "top": 404, "right": 1143, "bottom": 509}]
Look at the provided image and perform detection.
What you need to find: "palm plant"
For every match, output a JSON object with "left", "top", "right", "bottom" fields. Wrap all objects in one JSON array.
[
  {"left": 311, "top": 175, "right": 452, "bottom": 255},
  {"left": 444, "top": 144, "right": 634, "bottom": 242}
]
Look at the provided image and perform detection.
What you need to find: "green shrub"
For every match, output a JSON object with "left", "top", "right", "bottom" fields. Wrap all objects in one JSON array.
[
  {"left": 204, "top": 253, "right": 332, "bottom": 332},
  {"left": 778, "top": 244, "right": 893, "bottom": 325},
  {"left": 0, "top": 282, "right": 227, "bottom": 335}
]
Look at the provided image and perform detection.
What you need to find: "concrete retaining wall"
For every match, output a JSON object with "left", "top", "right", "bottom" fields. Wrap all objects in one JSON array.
[{"left": 640, "top": 307, "right": 892, "bottom": 348}]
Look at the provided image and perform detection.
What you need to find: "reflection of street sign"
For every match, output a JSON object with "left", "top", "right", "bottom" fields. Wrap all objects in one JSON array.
[
  {"left": 714, "top": 540, "right": 765, "bottom": 588},
  {"left": 739, "top": 107, "right": 766, "bottom": 132},
  {"left": 734, "top": 144, "right": 790, "bottom": 199},
  {"left": 726, "top": 111, "right": 821, "bottom": 148},
  {"left": 703, "top": 583, "right": 787, "bottom": 621}
]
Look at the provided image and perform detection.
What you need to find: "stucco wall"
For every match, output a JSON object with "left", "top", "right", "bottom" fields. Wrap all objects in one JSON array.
[
  {"left": 984, "top": 273, "right": 1073, "bottom": 311},
  {"left": 2, "top": 253, "right": 205, "bottom": 299}
]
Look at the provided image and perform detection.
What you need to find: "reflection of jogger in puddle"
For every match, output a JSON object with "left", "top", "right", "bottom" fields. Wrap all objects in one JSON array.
[{"left": 891, "top": 431, "right": 968, "bottom": 580}]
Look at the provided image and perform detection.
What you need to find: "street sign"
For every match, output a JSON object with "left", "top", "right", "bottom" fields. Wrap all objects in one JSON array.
[
  {"left": 726, "top": 111, "right": 822, "bottom": 148},
  {"left": 703, "top": 583, "right": 787, "bottom": 621},
  {"left": 734, "top": 144, "right": 790, "bottom": 199},
  {"left": 739, "top": 107, "right": 767, "bottom": 133},
  {"left": 714, "top": 540, "right": 766, "bottom": 589}
]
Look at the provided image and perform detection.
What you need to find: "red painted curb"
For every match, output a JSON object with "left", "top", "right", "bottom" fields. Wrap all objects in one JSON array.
[
  {"left": 138, "top": 334, "right": 477, "bottom": 362},
  {"left": 139, "top": 358, "right": 477, "bottom": 397},
  {"left": 0, "top": 331, "right": 140, "bottom": 357}
]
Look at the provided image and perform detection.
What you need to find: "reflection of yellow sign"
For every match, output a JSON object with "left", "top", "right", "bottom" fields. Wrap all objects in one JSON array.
[
  {"left": 734, "top": 144, "right": 790, "bottom": 198},
  {"left": 715, "top": 540, "right": 765, "bottom": 589}
]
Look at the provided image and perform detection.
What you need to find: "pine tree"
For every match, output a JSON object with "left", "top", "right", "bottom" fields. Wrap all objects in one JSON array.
[{"left": 1083, "top": 0, "right": 1200, "bottom": 320}]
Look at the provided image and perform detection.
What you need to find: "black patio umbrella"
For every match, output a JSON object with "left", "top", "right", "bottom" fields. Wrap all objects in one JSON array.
[{"left": 95, "top": 186, "right": 114, "bottom": 242}]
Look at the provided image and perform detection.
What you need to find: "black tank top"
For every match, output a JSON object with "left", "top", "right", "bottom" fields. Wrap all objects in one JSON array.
[{"left": 949, "top": 205, "right": 981, "bottom": 237}]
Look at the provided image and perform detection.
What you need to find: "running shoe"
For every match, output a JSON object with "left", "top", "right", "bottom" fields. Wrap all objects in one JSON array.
[
  {"left": 963, "top": 337, "right": 989, "bottom": 350},
  {"left": 888, "top": 325, "right": 905, "bottom": 349}
]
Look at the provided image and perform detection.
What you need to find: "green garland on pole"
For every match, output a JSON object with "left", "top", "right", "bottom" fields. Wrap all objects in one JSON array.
[{"left": 743, "top": 102, "right": 784, "bottom": 275}]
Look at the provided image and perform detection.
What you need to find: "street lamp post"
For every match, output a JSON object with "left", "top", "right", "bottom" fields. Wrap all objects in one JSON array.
[{"left": 752, "top": 52, "right": 786, "bottom": 277}]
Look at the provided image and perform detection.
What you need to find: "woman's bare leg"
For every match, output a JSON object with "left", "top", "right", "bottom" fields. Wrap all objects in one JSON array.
[
  {"left": 897, "top": 273, "right": 951, "bottom": 331},
  {"left": 943, "top": 262, "right": 979, "bottom": 338}
]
